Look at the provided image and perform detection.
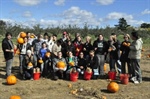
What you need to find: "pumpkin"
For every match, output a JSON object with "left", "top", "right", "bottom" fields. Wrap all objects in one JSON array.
[
  {"left": 127, "top": 43, "right": 130, "bottom": 46},
  {"left": 10, "top": 95, "right": 21, "bottom": 99},
  {"left": 38, "top": 59, "right": 43, "bottom": 64},
  {"left": 104, "top": 63, "right": 107, "bottom": 72},
  {"left": 20, "top": 32, "right": 26, "bottom": 38},
  {"left": 86, "top": 67, "right": 92, "bottom": 73},
  {"left": 6, "top": 75, "right": 17, "bottom": 85},
  {"left": 28, "top": 62, "right": 33, "bottom": 66},
  {"left": 57, "top": 61, "right": 66, "bottom": 68},
  {"left": 68, "top": 83, "right": 72, "bottom": 88},
  {"left": 107, "top": 82, "right": 119, "bottom": 93},
  {"left": 17, "top": 38, "right": 24, "bottom": 44},
  {"left": 30, "top": 35, "right": 34, "bottom": 38},
  {"left": 69, "top": 61, "right": 74, "bottom": 66},
  {"left": 45, "top": 52, "right": 51, "bottom": 57},
  {"left": 76, "top": 48, "right": 80, "bottom": 52},
  {"left": 123, "top": 42, "right": 128, "bottom": 46}
]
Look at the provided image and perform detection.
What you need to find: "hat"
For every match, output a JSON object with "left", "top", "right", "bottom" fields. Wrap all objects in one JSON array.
[
  {"left": 27, "top": 50, "right": 32, "bottom": 55},
  {"left": 63, "top": 31, "right": 67, "bottom": 35}
]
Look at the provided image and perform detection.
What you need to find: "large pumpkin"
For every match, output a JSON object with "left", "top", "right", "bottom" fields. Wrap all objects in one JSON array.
[
  {"left": 20, "top": 32, "right": 26, "bottom": 38},
  {"left": 6, "top": 75, "right": 17, "bottom": 85},
  {"left": 17, "top": 38, "right": 24, "bottom": 44},
  {"left": 57, "top": 61, "right": 66, "bottom": 68},
  {"left": 107, "top": 82, "right": 119, "bottom": 93},
  {"left": 10, "top": 95, "right": 21, "bottom": 99},
  {"left": 69, "top": 61, "right": 74, "bottom": 66}
]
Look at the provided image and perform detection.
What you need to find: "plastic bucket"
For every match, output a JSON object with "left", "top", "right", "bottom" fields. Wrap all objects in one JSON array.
[
  {"left": 108, "top": 71, "right": 116, "bottom": 80},
  {"left": 33, "top": 73, "right": 40, "bottom": 80},
  {"left": 84, "top": 71, "right": 92, "bottom": 80},
  {"left": 120, "top": 74, "right": 129, "bottom": 84},
  {"left": 70, "top": 72, "right": 78, "bottom": 82}
]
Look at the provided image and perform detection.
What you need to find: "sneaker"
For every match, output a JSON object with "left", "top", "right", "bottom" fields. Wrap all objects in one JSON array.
[
  {"left": 30, "top": 78, "right": 33, "bottom": 80},
  {"left": 130, "top": 77, "right": 136, "bottom": 82},
  {"left": 134, "top": 80, "right": 139, "bottom": 84}
]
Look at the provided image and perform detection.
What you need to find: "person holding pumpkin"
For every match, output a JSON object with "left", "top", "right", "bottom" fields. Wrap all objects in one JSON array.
[
  {"left": 17, "top": 37, "right": 31, "bottom": 75},
  {"left": 38, "top": 42, "right": 51, "bottom": 77},
  {"left": 65, "top": 51, "right": 78, "bottom": 78},
  {"left": 52, "top": 51, "right": 67, "bottom": 80},
  {"left": 2, "top": 32, "right": 14, "bottom": 77},
  {"left": 23, "top": 50, "right": 36, "bottom": 80},
  {"left": 120, "top": 34, "right": 131, "bottom": 75},
  {"left": 128, "top": 31, "right": 143, "bottom": 84},
  {"left": 64, "top": 40, "right": 76, "bottom": 57}
]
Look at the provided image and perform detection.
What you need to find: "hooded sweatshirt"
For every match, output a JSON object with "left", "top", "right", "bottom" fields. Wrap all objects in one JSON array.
[{"left": 128, "top": 38, "right": 143, "bottom": 59}]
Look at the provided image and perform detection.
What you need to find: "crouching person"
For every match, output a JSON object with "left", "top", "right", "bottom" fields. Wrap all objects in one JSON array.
[
  {"left": 52, "top": 51, "right": 67, "bottom": 80},
  {"left": 23, "top": 50, "right": 36, "bottom": 80}
]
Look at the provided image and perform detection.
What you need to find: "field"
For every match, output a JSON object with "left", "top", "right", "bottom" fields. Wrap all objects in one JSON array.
[{"left": 0, "top": 46, "right": 150, "bottom": 99}]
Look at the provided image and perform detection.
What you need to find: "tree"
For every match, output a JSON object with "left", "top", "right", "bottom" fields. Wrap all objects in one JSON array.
[
  {"left": 141, "top": 23, "right": 150, "bottom": 28},
  {"left": 115, "top": 18, "right": 130, "bottom": 32}
]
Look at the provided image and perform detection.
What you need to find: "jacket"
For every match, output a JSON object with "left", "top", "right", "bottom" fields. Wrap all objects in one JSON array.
[{"left": 128, "top": 38, "right": 143, "bottom": 59}]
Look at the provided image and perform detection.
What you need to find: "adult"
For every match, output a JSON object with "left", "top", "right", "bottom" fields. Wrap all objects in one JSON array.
[
  {"left": 128, "top": 31, "right": 143, "bottom": 84},
  {"left": 2, "top": 32, "right": 14, "bottom": 77},
  {"left": 52, "top": 40, "right": 62, "bottom": 57},
  {"left": 93, "top": 34, "right": 108, "bottom": 77}
]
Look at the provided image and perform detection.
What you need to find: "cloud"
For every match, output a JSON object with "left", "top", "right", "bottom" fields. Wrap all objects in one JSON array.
[
  {"left": 142, "top": 9, "right": 150, "bottom": 15},
  {"left": 96, "top": 0, "right": 115, "bottom": 5},
  {"left": 54, "top": 0, "right": 65, "bottom": 6},
  {"left": 13, "top": 0, "right": 46, "bottom": 6},
  {"left": 22, "top": 11, "right": 32, "bottom": 18}
]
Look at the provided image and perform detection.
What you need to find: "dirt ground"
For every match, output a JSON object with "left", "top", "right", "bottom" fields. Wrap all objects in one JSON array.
[{"left": 0, "top": 48, "right": 150, "bottom": 99}]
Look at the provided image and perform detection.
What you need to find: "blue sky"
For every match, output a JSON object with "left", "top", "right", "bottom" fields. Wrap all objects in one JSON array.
[{"left": 0, "top": 0, "right": 150, "bottom": 28}]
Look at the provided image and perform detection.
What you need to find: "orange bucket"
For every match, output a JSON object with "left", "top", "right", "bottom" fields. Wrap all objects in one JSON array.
[
  {"left": 84, "top": 71, "right": 93, "bottom": 80},
  {"left": 33, "top": 73, "right": 40, "bottom": 80},
  {"left": 108, "top": 71, "right": 116, "bottom": 80},
  {"left": 70, "top": 72, "right": 78, "bottom": 82}
]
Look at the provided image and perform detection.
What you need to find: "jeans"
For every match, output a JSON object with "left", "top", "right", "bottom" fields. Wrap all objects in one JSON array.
[
  {"left": 19, "top": 54, "right": 25, "bottom": 74},
  {"left": 121, "top": 60, "right": 131, "bottom": 74},
  {"left": 130, "top": 59, "right": 142, "bottom": 82},
  {"left": 96, "top": 54, "right": 105, "bottom": 75},
  {"left": 109, "top": 58, "right": 122, "bottom": 74},
  {"left": 6, "top": 59, "right": 13, "bottom": 76}
]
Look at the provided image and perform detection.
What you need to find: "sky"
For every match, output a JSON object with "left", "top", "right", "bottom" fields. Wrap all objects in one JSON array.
[{"left": 0, "top": 0, "right": 150, "bottom": 28}]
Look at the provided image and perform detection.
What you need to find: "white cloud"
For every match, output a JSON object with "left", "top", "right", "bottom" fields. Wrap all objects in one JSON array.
[
  {"left": 142, "top": 9, "right": 150, "bottom": 15},
  {"left": 96, "top": 0, "right": 115, "bottom": 5},
  {"left": 13, "top": 0, "right": 46, "bottom": 6},
  {"left": 22, "top": 11, "right": 32, "bottom": 17},
  {"left": 54, "top": 0, "right": 65, "bottom": 6}
]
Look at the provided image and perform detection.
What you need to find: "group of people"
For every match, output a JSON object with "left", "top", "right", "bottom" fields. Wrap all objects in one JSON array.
[{"left": 2, "top": 31, "right": 143, "bottom": 84}]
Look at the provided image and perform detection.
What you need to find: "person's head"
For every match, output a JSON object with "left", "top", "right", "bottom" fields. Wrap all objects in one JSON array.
[
  {"left": 5, "top": 32, "right": 12, "bottom": 40},
  {"left": 68, "top": 51, "right": 73, "bottom": 57},
  {"left": 57, "top": 40, "right": 62, "bottom": 46},
  {"left": 89, "top": 50, "right": 95, "bottom": 57},
  {"left": 26, "top": 32, "right": 30, "bottom": 38},
  {"left": 57, "top": 51, "right": 62, "bottom": 58},
  {"left": 131, "top": 31, "right": 139, "bottom": 40},
  {"left": 75, "top": 33, "right": 80, "bottom": 38},
  {"left": 79, "top": 52, "right": 84, "bottom": 58},
  {"left": 98, "top": 34, "right": 104, "bottom": 41},
  {"left": 124, "top": 34, "right": 130, "bottom": 41},
  {"left": 86, "top": 36, "right": 91, "bottom": 43},
  {"left": 77, "top": 36, "right": 81, "bottom": 42},
  {"left": 24, "top": 37, "right": 28, "bottom": 43},
  {"left": 63, "top": 31, "right": 67, "bottom": 37},
  {"left": 53, "top": 34, "right": 57, "bottom": 41},
  {"left": 42, "top": 42, "right": 47, "bottom": 48},
  {"left": 67, "top": 40, "right": 72, "bottom": 45},
  {"left": 44, "top": 32, "right": 49, "bottom": 39},
  {"left": 37, "top": 34, "right": 43, "bottom": 41}
]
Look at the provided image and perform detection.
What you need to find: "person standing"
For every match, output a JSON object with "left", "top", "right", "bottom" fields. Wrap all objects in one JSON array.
[
  {"left": 93, "top": 34, "right": 108, "bottom": 78},
  {"left": 128, "top": 31, "right": 143, "bottom": 84},
  {"left": 2, "top": 32, "right": 14, "bottom": 77}
]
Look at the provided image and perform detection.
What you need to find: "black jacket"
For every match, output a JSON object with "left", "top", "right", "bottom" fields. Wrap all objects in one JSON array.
[{"left": 2, "top": 38, "right": 14, "bottom": 60}]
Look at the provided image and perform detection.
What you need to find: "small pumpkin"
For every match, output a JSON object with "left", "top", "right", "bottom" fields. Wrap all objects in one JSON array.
[
  {"left": 107, "top": 82, "right": 119, "bottom": 93},
  {"left": 38, "top": 59, "right": 43, "bottom": 64},
  {"left": 69, "top": 61, "right": 74, "bottom": 66},
  {"left": 45, "top": 52, "right": 51, "bottom": 57},
  {"left": 57, "top": 61, "right": 66, "bottom": 68},
  {"left": 30, "top": 35, "right": 34, "bottom": 38},
  {"left": 68, "top": 83, "right": 72, "bottom": 88},
  {"left": 17, "top": 38, "right": 24, "bottom": 44},
  {"left": 6, "top": 75, "right": 17, "bottom": 85},
  {"left": 76, "top": 48, "right": 80, "bottom": 52},
  {"left": 10, "top": 95, "right": 21, "bottom": 99},
  {"left": 123, "top": 42, "right": 128, "bottom": 46},
  {"left": 28, "top": 62, "right": 33, "bottom": 66},
  {"left": 20, "top": 32, "right": 26, "bottom": 38},
  {"left": 86, "top": 67, "right": 92, "bottom": 73},
  {"left": 127, "top": 43, "right": 130, "bottom": 46},
  {"left": 104, "top": 63, "right": 107, "bottom": 72}
]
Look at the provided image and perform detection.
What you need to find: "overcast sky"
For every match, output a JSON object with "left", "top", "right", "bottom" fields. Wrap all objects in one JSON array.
[{"left": 0, "top": 0, "right": 150, "bottom": 28}]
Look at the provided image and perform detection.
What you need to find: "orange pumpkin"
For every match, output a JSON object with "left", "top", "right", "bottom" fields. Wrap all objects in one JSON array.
[
  {"left": 76, "top": 48, "right": 80, "bottom": 52},
  {"left": 123, "top": 42, "right": 128, "bottom": 46},
  {"left": 17, "top": 38, "right": 24, "bottom": 44},
  {"left": 28, "top": 62, "right": 33, "bottom": 66},
  {"left": 20, "top": 32, "right": 26, "bottom": 38},
  {"left": 38, "top": 59, "right": 43, "bottom": 64},
  {"left": 45, "top": 52, "right": 51, "bottom": 57},
  {"left": 30, "top": 35, "right": 34, "bottom": 38},
  {"left": 104, "top": 63, "right": 107, "bottom": 72},
  {"left": 69, "top": 61, "right": 74, "bottom": 66},
  {"left": 107, "top": 82, "right": 119, "bottom": 93},
  {"left": 6, "top": 75, "right": 17, "bottom": 85},
  {"left": 57, "top": 61, "right": 66, "bottom": 68},
  {"left": 127, "top": 43, "right": 130, "bottom": 46},
  {"left": 10, "top": 95, "right": 21, "bottom": 99}
]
